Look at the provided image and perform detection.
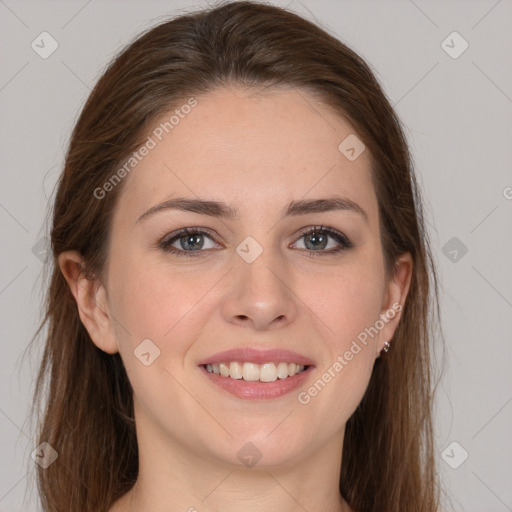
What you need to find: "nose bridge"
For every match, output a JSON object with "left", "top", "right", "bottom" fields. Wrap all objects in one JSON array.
[{"left": 222, "top": 241, "right": 297, "bottom": 330}]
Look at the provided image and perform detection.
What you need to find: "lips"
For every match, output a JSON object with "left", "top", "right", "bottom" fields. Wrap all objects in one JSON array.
[{"left": 198, "top": 347, "right": 315, "bottom": 400}]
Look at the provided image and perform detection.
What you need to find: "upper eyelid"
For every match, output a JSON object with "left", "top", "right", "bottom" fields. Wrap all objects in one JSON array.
[
  {"left": 163, "top": 226, "right": 221, "bottom": 243},
  {"left": 294, "top": 225, "right": 348, "bottom": 240}
]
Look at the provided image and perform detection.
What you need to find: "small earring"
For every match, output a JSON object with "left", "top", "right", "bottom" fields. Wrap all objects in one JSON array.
[{"left": 383, "top": 341, "right": 391, "bottom": 353}]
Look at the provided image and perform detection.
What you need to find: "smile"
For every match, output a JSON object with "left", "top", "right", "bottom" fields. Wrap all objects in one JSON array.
[
  {"left": 198, "top": 347, "right": 315, "bottom": 399},
  {"left": 203, "top": 362, "right": 308, "bottom": 382}
]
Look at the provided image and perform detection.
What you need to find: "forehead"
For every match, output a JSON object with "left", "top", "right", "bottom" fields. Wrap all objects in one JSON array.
[{"left": 113, "top": 85, "right": 377, "bottom": 225}]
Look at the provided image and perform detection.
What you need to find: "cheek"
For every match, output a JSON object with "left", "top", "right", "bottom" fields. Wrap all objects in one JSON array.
[
  {"left": 107, "top": 254, "right": 214, "bottom": 359},
  {"left": 107, "top": 259, "right": 216, "bottom": 430},
  {"left": 294, "top": 261, "right": 384, "bottom": 420},
  {"left": 302, "top": 263, "right": 385, "bottom": 350}
]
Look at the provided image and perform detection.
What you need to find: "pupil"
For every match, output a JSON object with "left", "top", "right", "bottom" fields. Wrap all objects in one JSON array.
[
  {"left": 181, "top": 234, "right": 204, "bottom": 250},
  {"left": 306, "top": 232, "right": 327, "bottom": 250}
]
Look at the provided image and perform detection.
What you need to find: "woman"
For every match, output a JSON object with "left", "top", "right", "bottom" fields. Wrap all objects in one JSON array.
[{"left": 33, "top": 1, "right": 441, "bottom": 511}]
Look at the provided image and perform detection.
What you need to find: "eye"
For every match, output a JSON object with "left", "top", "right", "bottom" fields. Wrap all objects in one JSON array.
[
  {"left": 158, "top": 225, "right": 354, "bottom": 258},
  {"left": 291, "top": 225, "right": 354, "bottom": 256},
  {"left": 159, "top": 228, "right": 222, "bottom": 257}
]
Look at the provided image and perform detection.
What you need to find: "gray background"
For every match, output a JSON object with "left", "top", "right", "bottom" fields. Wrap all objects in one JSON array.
[{"left": 1, "top": 0, "right": 511, "bottom": 510}]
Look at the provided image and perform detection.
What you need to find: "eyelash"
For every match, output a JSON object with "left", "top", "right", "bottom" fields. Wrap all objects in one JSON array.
[{"left": 158, "top": 225, "right": 354, "bottom": 259}]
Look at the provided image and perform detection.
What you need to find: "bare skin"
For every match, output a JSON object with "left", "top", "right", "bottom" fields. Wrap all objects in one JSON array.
[{"left": 60, "top": 85, "right": 412, "bottom": 512}]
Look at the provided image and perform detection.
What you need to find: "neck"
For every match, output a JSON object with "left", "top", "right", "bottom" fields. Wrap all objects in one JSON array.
[{"left": 112, "top": 415, "right": 351, "bottom": 512}]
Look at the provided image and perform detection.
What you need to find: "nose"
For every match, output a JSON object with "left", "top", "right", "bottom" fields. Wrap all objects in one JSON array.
[{"left": 221, "top": 249, "right": 298, "bottom": 331}]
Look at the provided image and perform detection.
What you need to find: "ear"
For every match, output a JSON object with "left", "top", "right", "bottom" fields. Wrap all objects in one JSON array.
[
  {"left": 58, "top": 251, "right": 119, "bottom": 354},
  {"left": 377, "top": 252, "right": 413, "bottom": 355}
]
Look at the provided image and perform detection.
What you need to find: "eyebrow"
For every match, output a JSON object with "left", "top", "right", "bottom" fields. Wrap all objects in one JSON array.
[{"left": 135, "top": 196, "right": 369, "bottom": 224}]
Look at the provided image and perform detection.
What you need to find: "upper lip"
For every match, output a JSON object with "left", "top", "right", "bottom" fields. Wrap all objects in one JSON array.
[{"left": 198, "top": 347, "right": 315, "bottom": 366}]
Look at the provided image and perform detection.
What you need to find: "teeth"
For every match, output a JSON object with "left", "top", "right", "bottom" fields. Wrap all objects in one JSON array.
[
  {"left": 205, "top": 361, "right": 307, "bottom": 381},
  {"left": 242, "top": 362, "right": 260, "bottom": 381},
  {"left": 260, "top": 363, "right": 277, "bottom": 382},
  {"left": 219, "top": 362, "right": 230, "bottom": 377},
  {"left": 277, "top": 362, "right": 289, "bottom": 379},
  {"left": 230, "top": 361, "right": 243, "bottom": 379}
]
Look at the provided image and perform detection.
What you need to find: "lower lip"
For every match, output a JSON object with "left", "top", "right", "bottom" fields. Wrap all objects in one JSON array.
[{"left": 200, "top": 365, "right": 314, "bottom": 400}]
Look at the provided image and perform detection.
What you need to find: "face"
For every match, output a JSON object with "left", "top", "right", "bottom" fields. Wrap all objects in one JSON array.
[{"left": 67, "top": 86, "right": 410, "bottom": 469}]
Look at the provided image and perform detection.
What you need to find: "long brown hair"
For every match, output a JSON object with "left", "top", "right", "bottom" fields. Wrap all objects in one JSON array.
[{"left": 31, "top": 1, "right": 442, "bottom": 510}]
